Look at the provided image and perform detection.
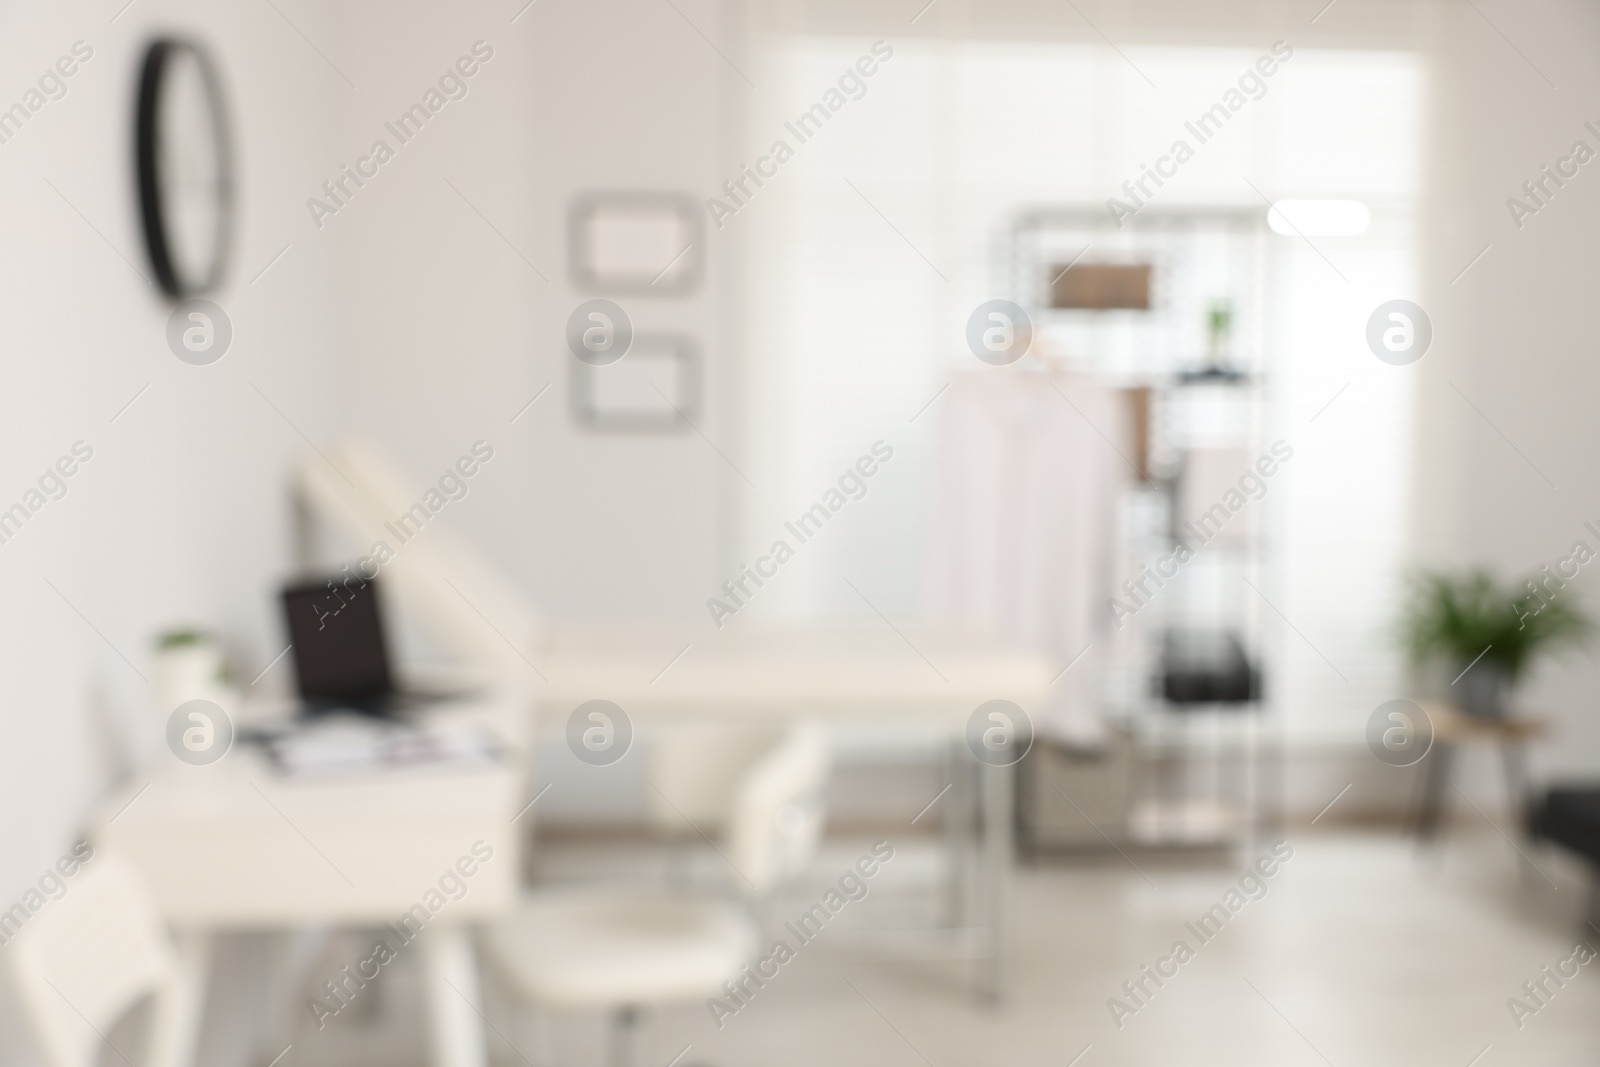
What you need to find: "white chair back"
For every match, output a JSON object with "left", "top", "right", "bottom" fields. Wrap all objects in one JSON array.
[
  {"left": 724, "top": 723, "right": 831, "bottom": 897},
  {"left": 646, "top": 725, "right": 787, "bottom": 833},
  {"left": 4, "top": 854, "right": 195, "bottom": 1067}
]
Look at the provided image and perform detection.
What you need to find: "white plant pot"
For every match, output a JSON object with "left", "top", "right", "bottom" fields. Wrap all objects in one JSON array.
[{"left": 153, "top": 642, "right": 226, "bottom": 716}]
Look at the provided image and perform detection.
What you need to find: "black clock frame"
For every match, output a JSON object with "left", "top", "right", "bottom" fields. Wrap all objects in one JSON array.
[{"left": 136, "top": 38, "right": 235, "bottom": 300}]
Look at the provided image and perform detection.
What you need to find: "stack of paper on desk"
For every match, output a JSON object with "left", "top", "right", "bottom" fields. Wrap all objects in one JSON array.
[{"left": 265, "top": 716, "right": 502, "bottom": 777}]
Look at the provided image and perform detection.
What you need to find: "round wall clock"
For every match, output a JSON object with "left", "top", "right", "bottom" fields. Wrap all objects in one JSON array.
[{"left": 136, "top": 39, "right": 234, "bottom": 299}]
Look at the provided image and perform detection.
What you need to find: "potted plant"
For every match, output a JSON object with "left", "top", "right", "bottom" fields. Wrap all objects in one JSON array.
[
  {"left": 1206, "top": 300, "right": 1233, "bottom": 363},
  {"left": 153, "top": 627, "right": 231, "bottom": 714},
  {"left": 1401, "top": 569, "right": 1589, "bottom": 717}
]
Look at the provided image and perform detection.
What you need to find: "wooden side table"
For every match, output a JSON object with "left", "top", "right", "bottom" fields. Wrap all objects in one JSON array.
[{"left": 1414, "top": 703, "right": 1547, "bottom": 843}]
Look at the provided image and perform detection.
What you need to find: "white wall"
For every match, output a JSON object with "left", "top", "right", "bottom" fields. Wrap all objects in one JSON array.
[
  {"left": 327, "top": 0, "right": 737, "bottom": 625},
  {"left": 0, "top": 0, "right": 762, "bottom": 924},
  {"left": 313, "top": 0, "right": 743, "bottom": 825},
  {"left": 0, "top": 0, "right": 340, "bottom": 884},
  {"left": 0, "top": 0, "right": 341, "bottom": 1057},
  {"left": 1415, "top": 0, "right": 1600, "bottom": 783}
]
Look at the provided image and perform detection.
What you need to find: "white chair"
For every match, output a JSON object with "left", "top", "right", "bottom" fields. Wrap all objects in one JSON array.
[
  {"left": 484, "top": 723, "right": 829, "bottom": 1067},
  {"left": 4, "top": 854, "right": 201, "bottom": 1067},
  {"left": 645, "top": 725, "right": 783, "bottom": 838}
]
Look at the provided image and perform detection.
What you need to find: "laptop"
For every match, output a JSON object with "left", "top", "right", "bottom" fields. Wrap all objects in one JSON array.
[
  {"left": 280, "top": 575, "right": 449, "bottom": 717},
  {"left": 256, "top": 575, "right": 498, "bottom": 775}
]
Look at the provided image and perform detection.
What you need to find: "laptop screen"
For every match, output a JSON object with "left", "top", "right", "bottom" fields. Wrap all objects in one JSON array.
[{"left": 281, "top": 576, "right": 394, "bottom": 707}]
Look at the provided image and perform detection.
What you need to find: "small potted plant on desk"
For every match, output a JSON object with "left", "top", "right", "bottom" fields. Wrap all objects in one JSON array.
[{"left": 1402, "top": 569, "right": 1590, "bottom": 717}]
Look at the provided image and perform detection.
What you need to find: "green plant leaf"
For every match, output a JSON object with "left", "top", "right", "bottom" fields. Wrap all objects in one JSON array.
[{"left": 1400, "top": 567, "right": 1590, "bottom": 681}]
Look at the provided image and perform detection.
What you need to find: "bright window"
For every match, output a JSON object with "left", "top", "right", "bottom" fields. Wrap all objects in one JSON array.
[{"left": 741, "top": 37, "right": 1424, "bottom": 738}]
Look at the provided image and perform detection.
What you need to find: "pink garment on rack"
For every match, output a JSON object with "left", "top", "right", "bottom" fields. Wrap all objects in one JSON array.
[{"left": 926, "top": 369, "right": 1125, "bottom": 745}]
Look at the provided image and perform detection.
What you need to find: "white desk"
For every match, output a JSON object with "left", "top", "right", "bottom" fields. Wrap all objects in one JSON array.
[{"left": 92, "top": 692, "right": 523, "bottom": 1067}]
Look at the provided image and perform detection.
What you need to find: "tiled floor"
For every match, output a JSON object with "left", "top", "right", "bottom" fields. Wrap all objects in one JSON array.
[{"left": 293, "top": 827, "right": 1600, "bottom": 1067}]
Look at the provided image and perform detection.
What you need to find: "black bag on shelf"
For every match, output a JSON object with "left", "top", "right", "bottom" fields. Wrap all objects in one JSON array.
[{"left": 1159, "top": 630, "right": 1260, "bottom": 705}]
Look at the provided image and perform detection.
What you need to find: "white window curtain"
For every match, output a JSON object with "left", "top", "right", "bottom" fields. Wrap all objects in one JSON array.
[{"left": 737, "top": 32, "right": 1424, "bottom": 738}]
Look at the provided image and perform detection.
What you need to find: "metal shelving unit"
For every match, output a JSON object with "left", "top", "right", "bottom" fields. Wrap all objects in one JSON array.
[{"left": 1007, "top": 207, "right": 1280, "bottom": 853}]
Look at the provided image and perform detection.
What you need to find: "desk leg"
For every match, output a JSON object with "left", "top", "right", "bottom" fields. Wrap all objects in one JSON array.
[
  {"left": 1415, "top": 743, "right": 1455, "bottom": 845},
  {"left": 978, "top": 759, "right": 1012, "bottom": 1003},
  {"left": 255, "top": 929, "right": 323, "bottom": 1065},
  {"left": 421, "top": 926, "right": 488, "bottom": 1067}
]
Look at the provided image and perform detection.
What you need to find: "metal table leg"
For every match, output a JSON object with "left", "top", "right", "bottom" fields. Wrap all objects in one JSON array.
[
  {"left": 945, "top": 739, "right": 974, "bottom": 927},
  {"left": 1500, "top": 740, "right": 1532, "bottom": 831},
  {"left": 1499, "top": 740, "right": 1541, "bottom": 883},
  {"left": 1415, "top": 742, "right": 1455, "bottom": 844},
  {"left": 978, "top": 759, "right": 1013, "bottom": 1002}
]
